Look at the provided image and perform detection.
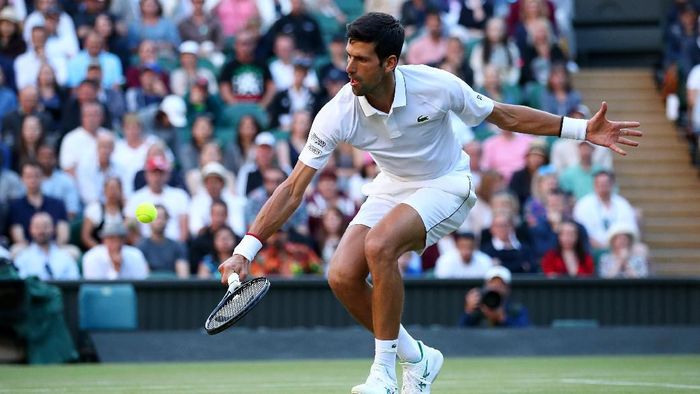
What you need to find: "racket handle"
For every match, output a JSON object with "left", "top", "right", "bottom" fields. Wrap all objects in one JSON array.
[{"left": 227, "top": 272, "right": 241, "bottom": 292}]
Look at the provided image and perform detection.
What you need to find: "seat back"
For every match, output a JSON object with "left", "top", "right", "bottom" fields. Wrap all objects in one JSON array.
[{"left": 78, "top": 284, "right": 137, "bottom": 330}]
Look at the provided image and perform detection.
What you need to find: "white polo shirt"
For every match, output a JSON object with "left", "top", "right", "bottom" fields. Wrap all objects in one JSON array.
[{"left": 299, "top": 64, "right": 494, "bottom": 181}]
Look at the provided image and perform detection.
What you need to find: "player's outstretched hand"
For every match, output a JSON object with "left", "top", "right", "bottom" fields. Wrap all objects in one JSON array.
[
  {"left": 586, "top": 101, "right": 643, "bottom": 156},
  {"left": 218, "top": 254, "right": 250, "bottom": 285}
]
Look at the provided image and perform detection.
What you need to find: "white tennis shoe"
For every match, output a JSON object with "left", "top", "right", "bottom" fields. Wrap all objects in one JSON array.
[
  {"left": 399, "top": 341, "right": 444, "bottom": 394},
  {"left": 351, "top": 362, "right": 398, "bottom": 394}
]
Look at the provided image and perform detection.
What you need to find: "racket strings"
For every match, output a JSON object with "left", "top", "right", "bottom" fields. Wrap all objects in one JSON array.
[{"left": 207, "top": 280, "right": 268, "bottom": 329}]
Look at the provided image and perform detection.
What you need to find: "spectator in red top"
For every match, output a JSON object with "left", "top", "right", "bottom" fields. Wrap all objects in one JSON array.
[
  {"left": 251, "top": 229, "right": 323, "bottom": 278},
  {"left": 541, "top": 219, "right": 594, "bottom": 277}
]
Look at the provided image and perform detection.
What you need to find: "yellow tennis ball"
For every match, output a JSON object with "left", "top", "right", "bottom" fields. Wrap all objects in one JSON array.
[{"left": 135, "top": 202, "right": 158, "bottom": 224}]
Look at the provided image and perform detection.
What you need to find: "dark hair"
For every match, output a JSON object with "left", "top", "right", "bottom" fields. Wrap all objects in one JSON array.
[
  {"left": 556, "top": 219, "right": 587, "bottom": 264},
  {"left": 210, "top": 198, "right": 229, "bottom": 214},
  {"left": 453, "top": 232, "right": 476, "bottom": 241},
  {"left": 482, "top": 17, "right": 512, "bottom": 68},
  {"left": 346, "top": 12, "right": 404, "bottom": 62},
  {"left": 593, "top": 169, "right": 615, "bottom": 182}
]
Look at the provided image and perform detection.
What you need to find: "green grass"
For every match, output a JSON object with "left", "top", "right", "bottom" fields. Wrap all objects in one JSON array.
[{"left": 1, "top": 356, "right": 699, "bottom": 393}]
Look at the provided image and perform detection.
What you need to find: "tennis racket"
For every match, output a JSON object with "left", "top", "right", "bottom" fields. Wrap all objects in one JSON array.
[{"left": 204, "top": 273, "right": 270, "bottom": 335}]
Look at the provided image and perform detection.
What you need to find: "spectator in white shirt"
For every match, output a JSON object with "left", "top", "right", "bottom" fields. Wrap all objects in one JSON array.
[
  {"left": 435, "top": 232, "right": 494, "bottom": 279},
  {"left": 189, "top": 161, "right": 246, "bottom": 237},
  {"left": 14, "top": 212, "right": 79, "bottom": 280},
  {"left": 125, "top": 155, "right": 190, "bottom": 242},
  {"left": 23, "top": 1, "right": 78, "bottom": 51},
  {"left": 82, "top": 221, "right": 149, "bottom": 280},
  {"left": 76, "top": 130, "right": 123, "bottom": 204},
  {"left": 59, "top": 101, "right": 111, "bottom": 177},
  {"left": 14, "top": 25, "right": 67, "bottom": 89},
  {"left": 112, "top": 113, "right": 161, "bottom": 197}
]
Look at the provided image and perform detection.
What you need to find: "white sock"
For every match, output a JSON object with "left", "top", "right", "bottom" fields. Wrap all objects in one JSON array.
[
  {"left": 374, "top": 338, "right": 398, "bottom": 379},
  {"left": 397, "top": 325, "right": 421, "bottom": 363}
]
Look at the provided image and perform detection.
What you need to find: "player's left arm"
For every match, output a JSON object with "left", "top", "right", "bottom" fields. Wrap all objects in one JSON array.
[{"left": 486, "top": 101, "right": 643, "bottom": 155}]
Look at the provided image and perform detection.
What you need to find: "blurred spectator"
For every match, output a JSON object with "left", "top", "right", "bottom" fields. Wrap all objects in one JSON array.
[
  {"left": 519, "top": 17, "right": 566, "bottom": 86},
  {"left": 237, "top": 131, "right": 287, "bottom": 196},
  {"left": 558, "top": 141, "right": 603, "bottom": 200},
  {"left": 261, "top": 0, "right": 325, "bottom": 57},
  {"left": 127, "top": 0, "right": 181, "bottom": 56},
  {"left": 508, "top": 139, "right": 547, "bottom": 210},
  {"left": 112, "top": 113, "right": 160, "bottom": 197},
  {"left": 0, "top": 68, "right": 15, "bottom": 118},
  {"left": 125, "top": 40, "right": 169, "bottom": 89},
  {"left": 459, "top": 265, "right": 530, "bottom": 327},
  {"left": 13, "top": 212, "right": 79, "bottom": 280},
  {"left": 406, "top": 9, "right": 448, "bottom": 65},
  {"left": 81, "top": 176, "right": 126, "bottom": 250},
  {"left": 365, "top": 0, "right": 403, "bottom": 16},
  {"left": 177, "top": 114, "right": 214, "bottom": 172},
  {"left": 0, "top": 151, "right": 22, "bottom": 203},
  {"left": 87, "top": 63, "right": 127, "bottom": 128},
  {"left": 73, "top": 0, "right": 110, "bottom": 41},
  {"left": 307, "top": 0, "right": 347, "bottom": 26},
  {"left": 398, "top": 250, "right": 423, "bottom": 277},
  {"left": 523, "top": 164, "right": 558, "bottom": 225},
  {"left": 93, "top": 13, "right": 130, "bottom": 71},
  {"left": 0, "top": 0, "right": 25, "bottom": 20},
  {"left": 14, "top": 25, "right": 67, "bottom": 89},
  {"left": 481, "top": 210, "right": 535, "bottom": 273},
  {"left": 11, "top": 115, "right": 44, "bottom": 173},
  {"left": 317, "top": 33, "right": 349, "bottom": 86},
  {"left": 131, "top": 140, "right": 185, "bottom": 193},
  {"left": 599, "top": 223, "right": 649, "bottom": 278},
  {"left": 540, "top": 62, "right": 580, "bottom": 116},
  {"left": 463, "top": 140, "right": 482, "bottom": 186},
  {"left": 188, "top": 199, "right": 233, "bottom": 274},
  {"left": 251, "top": 229, "right": 323, "bottom": 278},
  {"left": 223, "top": 114, "right": 260, "bottom": 173},
  {"left": 685, "top": 61, "right": 700, "bottom": 151},
  {"left": 42, "top": 3, "right": 78, "bottom": 60},
  {"left": 2, "top": 86, "right": 52, "bottom": 148},
  {"left": 277, "top": 110, "right": 311, "bottom": 170},
  {"left": 76, "top": 130, "right": 123, "bottom": 204},
  {"left": 510, "top": 0, "right": 557, "bottom": 53},
  {"left": 179, "top": 0, "right": 224, "bottom": 49},
  {"left": 139, "top": 94, "right": 187, "bottom": 153},
  {"left": 245, "top": 166, "right": 309, "bottom": 236},
  {"left": 67, "top": 31, "right": 123, "bottom": 89},
  {"left": 480, "top": 128, "right": 533, "bottom": 182},
  {"left": 82, "top": 221, "right": 149, "bottom": 280},
  {"left": 170, "top": 40, "right": 217, "bottom": 97},
  {"left": 541, "top": 219, "right": 594, "bottom": 277},
  {"left": 451, "top": 0, "right": 494, "bottom": 33},
  {"left": 400, "top": 0, "right": 438, "bottom": 38},
  {"left": 184, "top": 77, "right": 222, "bottom": 124},
  {"left": 184, "top": 141, "right": 235, "bottom": 195},
  {"left": 36, "top": 143, "right": 80, "bottom": 220},
  {"left": 0, "top": 6, "right": 26, "bottom": 62},
  {"left": 213, "top": 0, "right": 258, "bottom": 38},
  {"left": 268, "top": 58, "right": 324, "bottom": 130},
  {"left": 137, "top": 204, "right": 189, "bottom": 278},
  {"left": 36, "top": 63, "right": 67, "bottom": 132},
  {"left": 315, "top": 206, "right": 348, "bottom": 264},
  {"left": 125, "top": 65, "right": 168, "bottom": 112},
  {"left": 189, "top": 161, "right": 246, "bottom": 237},
  {"left": 218, "top": 29, "right": 275, "bottom": 107},
  {"left": 127, "top": 155, "right": 190, "bottom": 242},
  {"left": 480, "top": 190, "right": 531, "bottom": 245},
  {"left": 663, "top": 2, "right": 699, "bottom": 80},
  {"left": 269, "top": 34, "right": 320, "bottom": 92},
  {"left": 347, "top": 153, "right": 379, "bottom": 206},
  {"left": 437, "top": 36, "right": 474, "bottom": 86},
  {"left": 460, "top": 169, "right": 503, "bottom": 240},
  {"left": 573, "top": 170, "right": 638, "bottom": 251},
  {"left": 59, "top": 79, "right": 113, "bottom": 135},
  {"left": 197, "top": 225, "right": 236, "bottom": 278},
  {"left": 59, "top": 101, "right": 110, "bottom": 177},
  {"left": 434, "top": 232, "right": 493, "bottom": 279},
  {"left": 549, "top": 105, "right": 612, "bottom": 172},
  {"left": 470, "top": 17, "right": 521, "bottom": 88},
  {"left": 306, "top": 169, "right": 356, "bottom": 233},
  {"left": 23, "top": 1, "right": 78, "bottom": 55},
  {"left": 9, "top": 161, "right": 69, "bottom": 254},
  {"left": 319, "top": 67, "right": 348, "bottom": 104}
]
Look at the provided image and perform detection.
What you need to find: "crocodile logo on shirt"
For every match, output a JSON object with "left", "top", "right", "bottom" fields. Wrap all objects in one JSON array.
[{"left": 417, "top": 115, "right": 430, "bottom": 123}]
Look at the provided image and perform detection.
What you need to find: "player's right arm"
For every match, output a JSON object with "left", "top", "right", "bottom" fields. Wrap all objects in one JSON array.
[{"left": 218, "top": 162, "right": 317, "bottom": 283}]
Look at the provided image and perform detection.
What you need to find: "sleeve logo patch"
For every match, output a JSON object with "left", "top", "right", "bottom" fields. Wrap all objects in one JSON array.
[{"left": 309, "top": 132, "right": 327, "bottom": 148}]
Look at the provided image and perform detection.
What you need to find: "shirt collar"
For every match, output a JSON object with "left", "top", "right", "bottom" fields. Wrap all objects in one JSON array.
[{"left": 358, "top": 67, "right": 406, "bottom": 117}]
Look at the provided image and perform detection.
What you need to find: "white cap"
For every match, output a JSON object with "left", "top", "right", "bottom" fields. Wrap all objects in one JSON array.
[
  {"left": 159, "top": 95, "right": 187, "bottom": 128},
  {"left": 606, "top": 222, "right": 639, "bottom": 245},
  {"left": 484, "top": 265, "right": 511, "bottom": 284},
  {"left": 179, "top": 40, "right": 199, "bottom": 55},
  {"left": 201, "top": 162, "right": 227, "bottom": 180},
  {"left": 254, "top": 131, "right": 275, "bottom": 147}
]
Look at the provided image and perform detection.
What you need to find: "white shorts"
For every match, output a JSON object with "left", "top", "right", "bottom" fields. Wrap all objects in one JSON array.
[{"left": 349, "top": 161, "right": 477, "bottom": 251}]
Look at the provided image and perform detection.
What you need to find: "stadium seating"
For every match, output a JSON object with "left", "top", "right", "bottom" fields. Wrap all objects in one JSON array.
[{"left": 78, "top": 284, "right": 137, "bottom": 331}]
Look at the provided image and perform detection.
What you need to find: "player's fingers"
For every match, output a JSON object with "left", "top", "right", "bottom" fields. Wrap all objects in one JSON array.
[
  {"left": 617, "top": 136, "right": 639, "bottom": 147},
  {"left": 614, "top": 122, "right": 641, "bottom": 130},
  {"left": 609, "top": 143, "right": 627, "bottom": 156}
]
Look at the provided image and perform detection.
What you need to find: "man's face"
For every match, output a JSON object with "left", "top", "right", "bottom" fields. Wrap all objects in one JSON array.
[
  {"left": 594, "top": 173, "right": 612, "bottom": 199},
  {"left": 31, "top": 27, "right": 46, "bottom": 48},
  {"left": 317, "top": 177, "right": 337, "bottom": 199},
  {"left": 22, "top": 165, "right": 41, "bottom": 193},
  {"left": 273, "top": 36, "right": 294, "bottom": 61},
  {"left": 104, "top": 235, "right": 123, "bottom": 254},
  {"left": 81, "top": 104, "right": 103, "bottom": 132},
  {"left": 263, "top": 169, "right": 284, "bottom": 195},
  {"left": 425, "top": 14, "right": 441, "bottom": 37},
  {"left": 491, "top": 216, "right": 512, "bottom": 242},
  {"left": 255, "top": 145, "right": 274, "bottom": 168},
  {"left": 150, "top": 207, "right": 167, "bottom": 235},
  {"left": 86, "top": 34, "right": 103, "bottom": 57},
  {"left": 346, "top": 40, "right": 391, "bottom": 97},
  {"left": 145, "top": 169, "right": 167, "bottom": 191},
  {"left": 29, "top": 215, "right": 53, "bottom": 245},
  {"left": 37, "top": 146, "right": 55, "bottom": 171},
  {"left": 203, "top": 176, "right": 224, "bottom": 197},
  {"left": 210, "top": 204, "right": 228, "bottom": 229},
  {"left": 455, "top": 237, "right": 475, "bottom": 263},
  {"left": 19, "top": 88, "right": 38, "bottom": 111}
]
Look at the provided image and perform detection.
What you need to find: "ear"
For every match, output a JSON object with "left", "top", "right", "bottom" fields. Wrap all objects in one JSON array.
[{"left": 383, "top": 55, "right": 398, "bottom": 73}]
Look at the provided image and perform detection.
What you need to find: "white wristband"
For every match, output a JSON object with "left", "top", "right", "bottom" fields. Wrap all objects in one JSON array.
[
  {"left": 233, "top": 235, "right": 263, "bottom": 262},
  {"left": 560, "top": 117, "right": 588, "bottom": 140}
]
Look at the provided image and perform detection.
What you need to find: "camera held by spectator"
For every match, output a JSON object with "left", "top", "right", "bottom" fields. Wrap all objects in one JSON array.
[{"left": 459, "top": 266, "right": 530, "bottom": 328}]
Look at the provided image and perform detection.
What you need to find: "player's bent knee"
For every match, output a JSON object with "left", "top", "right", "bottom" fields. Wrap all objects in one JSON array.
[{"left": 364, "top": 234, "right": 397, "bottom": 265}]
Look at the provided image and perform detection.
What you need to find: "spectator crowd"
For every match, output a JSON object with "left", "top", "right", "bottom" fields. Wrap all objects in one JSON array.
[{"left": 0, "top": 0, "right": 648, "bottom": 283}]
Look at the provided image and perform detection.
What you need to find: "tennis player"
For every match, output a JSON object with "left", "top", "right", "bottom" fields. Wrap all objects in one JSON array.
[{"left": 219, "top": 13, "right": 641, "bottom": 394}]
